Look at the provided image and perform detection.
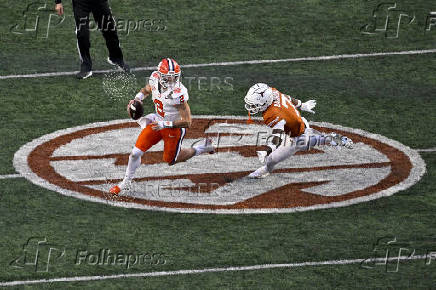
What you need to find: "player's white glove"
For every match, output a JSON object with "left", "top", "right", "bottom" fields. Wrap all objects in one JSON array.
[
  {"left": 301, "top": 100, "right": 316, "bottom": 114},
  {"left": 256, "top": 151, "right": 268, "bottom": 164}
]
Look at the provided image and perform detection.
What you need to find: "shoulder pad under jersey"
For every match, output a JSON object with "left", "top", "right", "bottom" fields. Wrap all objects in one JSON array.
[
  {"left": 148, "top": 71, "right": 160, "bottom": 87},
  {"left": 171, "top": 85, "right": 189, "bottom": 104}
]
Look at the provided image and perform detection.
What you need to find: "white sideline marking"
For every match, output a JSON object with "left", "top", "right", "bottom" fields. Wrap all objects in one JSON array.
[
  {"left": 1, "top": 49, "right": 436, "bottom": 80},
  {"left": 0, "top": 174, "right": 22, "bottom": 179},
  {"left": 417, "top": 147, "right": 436, "bottom": 152},
  {"left": 0, "top": 255, "right": 428, "bottom": 287}
]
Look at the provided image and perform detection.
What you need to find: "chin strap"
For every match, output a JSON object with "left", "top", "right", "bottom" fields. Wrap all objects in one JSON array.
[{"left": 247, "top": 111, "right": 254, "bottom": 124}]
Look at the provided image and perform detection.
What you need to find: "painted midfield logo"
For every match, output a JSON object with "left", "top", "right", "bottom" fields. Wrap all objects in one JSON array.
[{"left": 13, "top": 116, "right": 426, "bottom": 214}]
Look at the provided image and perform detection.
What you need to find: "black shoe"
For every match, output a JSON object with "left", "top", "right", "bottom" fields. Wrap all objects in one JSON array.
[
  {"left": 76, "top": 70, "right": 93, "bottom": 79},
  {"left": 107, "top": 57, "right": 131, "bottom": 73}
]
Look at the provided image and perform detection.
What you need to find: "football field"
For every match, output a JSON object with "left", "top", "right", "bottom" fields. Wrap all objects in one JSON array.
[{"left": 1, "top": 0, "right": 436, "bottom": 288}]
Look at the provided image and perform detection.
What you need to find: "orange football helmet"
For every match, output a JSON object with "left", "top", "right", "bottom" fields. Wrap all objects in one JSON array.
[{"left": 157, "top": 58, "right": 181, "bottom": 89}]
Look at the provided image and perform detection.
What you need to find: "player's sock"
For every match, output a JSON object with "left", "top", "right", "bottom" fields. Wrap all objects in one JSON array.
[
  {"left": 327, "top": 133, "right": 353, "bottom": 148},
  {"left": 122, "top": 147, "right": 144, "bottom": 184},
  {"left": 301, "top": 134, "right": 328, "bottom": 150},
  {"left": 263, "top": 133, "right": 351, "bottom": 173},
  {"left": 193, "top": 138, "right": 214, "bottom": 156},
  {"left": 294, "top": 133, "right": 340, "bottom": 151},
  {"left": 265, "top": 143, "right": 299, "bottom": 171}
]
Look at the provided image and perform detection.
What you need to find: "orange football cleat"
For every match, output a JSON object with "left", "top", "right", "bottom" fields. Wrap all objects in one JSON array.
[{"left": 109, "top": 185, "right": 121, "bottom": 195}]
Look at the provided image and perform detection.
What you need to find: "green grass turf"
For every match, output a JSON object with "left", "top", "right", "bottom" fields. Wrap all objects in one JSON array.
[
  {"left": 1, "top": 53, "right": 435, "bottom": 175},
  {"left": 0, "top": 154, "right": 435, "bottom": 288},
  {"left": 0, "top": 0, "right": 435, "bottom": 74},
  {"left": 15, "top": 260, "right": 436, "bottom": 289},
  {"left": 1, "top": 0, "right": 435, "bottom": 288}
]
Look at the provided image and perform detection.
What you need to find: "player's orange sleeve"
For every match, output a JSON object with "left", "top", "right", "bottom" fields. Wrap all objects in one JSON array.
[{"left": 262, "top": 106, "right": 282, "bottom": 128}]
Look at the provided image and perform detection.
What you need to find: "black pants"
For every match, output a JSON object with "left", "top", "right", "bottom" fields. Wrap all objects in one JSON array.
[{"left": 72, "top": 0, "right": 123, "bottom": 71}]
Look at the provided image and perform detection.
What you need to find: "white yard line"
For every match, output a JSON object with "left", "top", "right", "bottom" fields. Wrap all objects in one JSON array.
[
  {"left": 0, "top": 174, "right": 22, "bottom": 179},
  {"left": 0, "top": 255, "right": 429, "bottom": 287},
  {"left": 1, "top": 48, "right": 436, "bottom": 80},
  {"left": 416, "top": 147, "right": 436, "bottom": 153}
]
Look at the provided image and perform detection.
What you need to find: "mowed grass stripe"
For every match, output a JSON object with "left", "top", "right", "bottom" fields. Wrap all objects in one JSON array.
[{"left": 1, "top": 48, "right": 436, "bottom": 80}]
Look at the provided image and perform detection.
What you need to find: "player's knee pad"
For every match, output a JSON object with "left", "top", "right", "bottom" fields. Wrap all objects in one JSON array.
[{"left": 130, "top": 147, "right": 144, "bottom": 160}]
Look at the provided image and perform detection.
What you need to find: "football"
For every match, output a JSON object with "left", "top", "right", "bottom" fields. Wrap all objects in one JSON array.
[{"left": 128, "top": 100, "right": 144, "bottom": 120}]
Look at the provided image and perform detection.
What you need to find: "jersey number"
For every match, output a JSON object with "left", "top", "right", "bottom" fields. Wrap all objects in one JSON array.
[
  {"left": 280, "top": 94, "right": 300, "bottom": 117},
  {"left": 154, "top": 99, "right": 165, "bottom": 117}
]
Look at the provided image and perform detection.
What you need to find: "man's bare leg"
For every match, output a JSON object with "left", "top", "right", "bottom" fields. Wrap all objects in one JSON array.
[{"left": 173, "top": 148, "right": 196, "bottom": 164}]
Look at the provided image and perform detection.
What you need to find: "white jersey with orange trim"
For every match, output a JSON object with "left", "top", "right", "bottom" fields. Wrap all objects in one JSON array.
[{"left": 148, "top": 71, "right": 189, "bottom": 122}]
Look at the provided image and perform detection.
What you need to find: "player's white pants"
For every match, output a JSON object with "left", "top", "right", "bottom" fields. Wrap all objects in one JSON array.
[{"left": 265, "top": 128, "right": 331, "bottom": 172}]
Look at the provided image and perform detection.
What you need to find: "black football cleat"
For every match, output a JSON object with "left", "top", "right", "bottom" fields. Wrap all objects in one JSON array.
[
  {"left": 107, "top": 57, "right": 131, "bottom": 73},
  {"left": 76, "top": 70, "right": 93, "bottom": 79}
]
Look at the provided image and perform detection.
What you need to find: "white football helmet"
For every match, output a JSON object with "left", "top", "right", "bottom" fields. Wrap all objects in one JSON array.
[{"left": 244, "top": 83, "right": 274, "bottom": 114}]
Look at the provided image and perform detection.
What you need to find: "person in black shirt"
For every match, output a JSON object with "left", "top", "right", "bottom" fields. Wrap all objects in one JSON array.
[{"left": 55, "top": 0, "right": 129, "bottom": 79}]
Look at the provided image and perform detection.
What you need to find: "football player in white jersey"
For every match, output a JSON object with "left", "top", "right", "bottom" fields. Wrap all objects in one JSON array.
[{"left": 110, "top": 58, "right": 214, "bottom": 195}]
